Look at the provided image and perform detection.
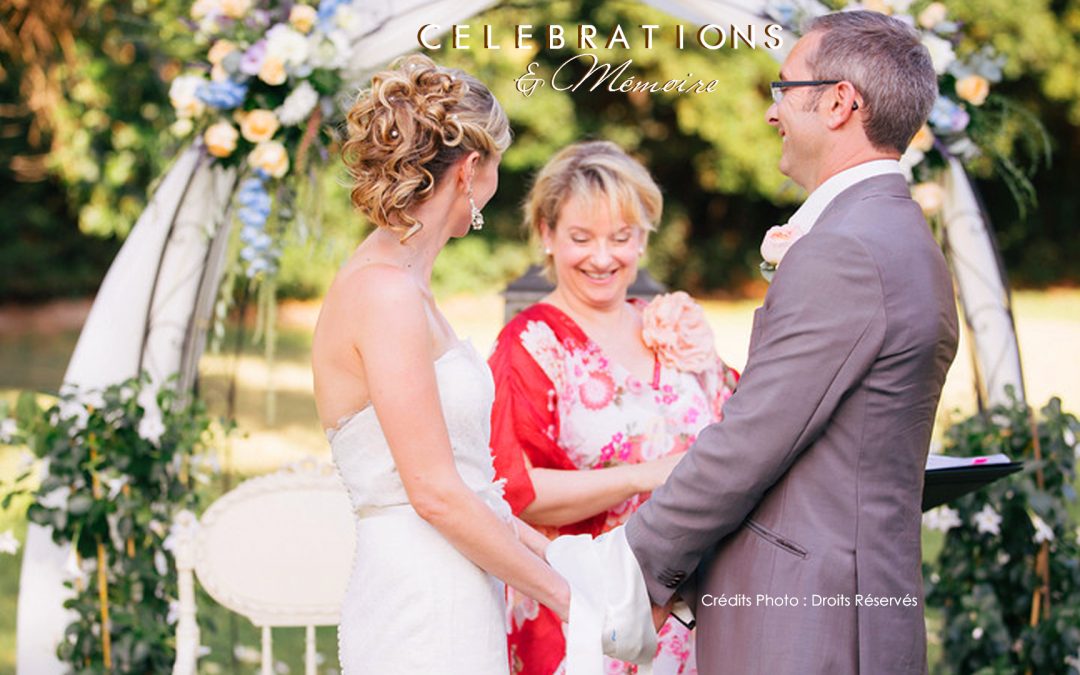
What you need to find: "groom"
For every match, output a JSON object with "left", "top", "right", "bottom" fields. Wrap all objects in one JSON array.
[{"left": 625, "top": 11, "right": 958, "bottom": 674}]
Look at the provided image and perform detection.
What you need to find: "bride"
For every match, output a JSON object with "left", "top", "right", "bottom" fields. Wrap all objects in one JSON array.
[{"left": 312, "top": 55, "right": 569, "bottom": 673}]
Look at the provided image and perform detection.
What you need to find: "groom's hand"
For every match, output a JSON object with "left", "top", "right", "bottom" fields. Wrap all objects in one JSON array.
[{"left": 651, "top": 599, "right": 673, "bottom": 632}]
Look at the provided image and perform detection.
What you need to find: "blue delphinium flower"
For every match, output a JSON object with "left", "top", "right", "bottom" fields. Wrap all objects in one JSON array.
[
  {"left": 197, "top": 79, "right": 249, "bottom": 110},
  {"left": 928, "top": 96, "right": 970, "bottom": 135},
  {"left": 234, "top": 177, "right": 279, "bottom": 277},
  {"left": 317, "top": 0, "right": 350, "bottom": 30}
]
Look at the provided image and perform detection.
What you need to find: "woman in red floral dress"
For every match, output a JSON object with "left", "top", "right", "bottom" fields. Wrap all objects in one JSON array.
[{"left": 489, "top": 141, "right": 738, "bottom": 675}]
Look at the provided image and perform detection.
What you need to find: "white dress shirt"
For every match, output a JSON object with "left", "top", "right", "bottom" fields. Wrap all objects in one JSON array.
[{"left": 788, "top": 159, "right": 904, "bottom": 234}]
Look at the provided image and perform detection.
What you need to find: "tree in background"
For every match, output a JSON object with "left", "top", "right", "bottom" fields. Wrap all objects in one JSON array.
[{"left": 1, "top": 0, "right": 1078, "bottom": 301}]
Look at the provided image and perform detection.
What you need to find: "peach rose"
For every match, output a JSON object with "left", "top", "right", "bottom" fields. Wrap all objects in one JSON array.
[
  {"left": 759, "top": 223, "right": 804, "bottom": 267},
  {"left": 289, "top": 5, "right": 317, "bottom": 33},
  {"left": 912, "top": 182, "right": 945, "bottom": 216},
  {"left": 910, "top": 124, "right": 935, "bottom": 153},
  {"left": 641, "top": 291, "right": 718, "bottom": 374},
  {"left": 248, "top": 141, "right": 290, "bottom": 178},
  {"left": 207, "top": 40, "right": 238, "bottom": 66},
  {"left": 955, "top": 75, "right": 990, "bottom": 106},
  {"left": 918, "top": 2, "right": 948, "bottom": 30},
  {"left": 220, "top": 0, "right": 251, "bottom": 19},
  {"left": 258, "top": 56, "right": 287, "bottom": 86},
  {"left": 204, "top": 121, "right": 238, "bottom": 158},
  {"left": 240, "top": 109, "right": 280, "bottom": 143}
]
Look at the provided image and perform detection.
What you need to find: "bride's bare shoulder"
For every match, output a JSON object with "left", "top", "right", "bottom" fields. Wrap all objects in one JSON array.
[{"left": 334, "top": 262, "right": 421, "bottom": 305}]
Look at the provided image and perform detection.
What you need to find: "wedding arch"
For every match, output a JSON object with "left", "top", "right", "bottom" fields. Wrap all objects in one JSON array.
[{"left": 16, "top": 0, "right": 1025, "bottom": 671}]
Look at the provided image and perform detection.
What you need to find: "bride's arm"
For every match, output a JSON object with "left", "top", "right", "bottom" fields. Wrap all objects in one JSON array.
[{"left": 349, "top": 267, "right": 570, "bottom": 620}]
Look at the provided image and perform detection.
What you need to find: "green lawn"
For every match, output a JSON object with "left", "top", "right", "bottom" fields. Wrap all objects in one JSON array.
[{"left": 2, "top": 288, "right": 1078, "bottom": 673}]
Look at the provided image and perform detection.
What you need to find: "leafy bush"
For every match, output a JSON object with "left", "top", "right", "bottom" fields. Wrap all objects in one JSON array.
[{"left": 924, "top": 390, "right": 1080, "bottom": 674}]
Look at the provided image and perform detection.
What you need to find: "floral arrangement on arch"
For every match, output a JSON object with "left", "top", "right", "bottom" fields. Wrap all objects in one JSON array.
[
  {"left": 167, "top": 0, "right": 377, "bottom": 279},
  {"left": 764, "top": 0, "right": 1049, "bottom": 220}
]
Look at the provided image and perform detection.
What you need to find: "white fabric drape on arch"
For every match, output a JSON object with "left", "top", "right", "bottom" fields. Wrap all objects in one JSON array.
[
  {"left": 16, "top": 144, "right": 238, "bottom": 674},
  {"left": 16, "top": 1, "right": 1023, "bottom": 671}
]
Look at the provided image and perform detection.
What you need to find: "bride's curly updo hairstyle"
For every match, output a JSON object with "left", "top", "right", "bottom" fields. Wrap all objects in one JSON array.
[{"left": 342, "top": 54, "right": 511, "bottom": 241}]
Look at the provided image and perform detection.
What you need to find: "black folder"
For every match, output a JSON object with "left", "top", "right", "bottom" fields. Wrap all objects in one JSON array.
[{"left": 922, "top": 461, "right": 1024, "bottom": 511}]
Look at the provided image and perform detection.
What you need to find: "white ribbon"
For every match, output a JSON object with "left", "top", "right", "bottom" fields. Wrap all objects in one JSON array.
[{"left": 546, "top": 527, "right": 657, "bottom": 675}]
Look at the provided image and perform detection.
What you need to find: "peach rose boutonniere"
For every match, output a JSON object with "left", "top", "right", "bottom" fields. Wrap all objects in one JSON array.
[
  {"left": 641, "top": 291, "right": 718, "bottom": 374},
  {"left": 759, "top": 223, "right": 805, "bottom": 283}
]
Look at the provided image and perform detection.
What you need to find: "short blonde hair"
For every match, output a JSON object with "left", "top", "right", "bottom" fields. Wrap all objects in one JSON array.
[
  {"left": 342, "top": 54, "right": 511, "bottom": 239},
  {"left": 524, "top": 141, "right": 662, "bottom": 256}
]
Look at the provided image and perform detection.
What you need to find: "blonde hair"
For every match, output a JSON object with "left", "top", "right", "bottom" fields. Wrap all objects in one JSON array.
[
  {"left": 342, "top": 54, "right": 511, "bottom": 240},
  {"left": 523, "top": 141, "right": 662, "bottom": 269}
]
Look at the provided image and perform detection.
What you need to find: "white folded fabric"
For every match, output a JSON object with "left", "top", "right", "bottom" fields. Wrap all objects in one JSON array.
[{"left": 546, "top": 526, "right": 657, "bottom": 675}]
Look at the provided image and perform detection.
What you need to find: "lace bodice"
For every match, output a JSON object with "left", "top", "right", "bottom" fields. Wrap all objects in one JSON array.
[{"left": 328, "top": 340, "right": 511, "bottom": 520}]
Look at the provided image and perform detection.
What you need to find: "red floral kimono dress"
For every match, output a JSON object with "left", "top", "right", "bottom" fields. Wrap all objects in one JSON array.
[{"left": 488, "top": 296, "right": 738, "bottom": 675}]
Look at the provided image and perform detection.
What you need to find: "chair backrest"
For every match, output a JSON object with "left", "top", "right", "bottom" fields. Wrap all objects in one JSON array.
[{"left": 173, "top": 459, "right": 355, "bottom": 675}]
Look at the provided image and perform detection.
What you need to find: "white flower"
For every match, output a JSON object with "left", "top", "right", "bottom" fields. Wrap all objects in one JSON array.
[
  {"left": 923, "top": 506, "right": 962, "bottom": 532},
  {"left": 0, "top": 530, "right": 20, "bottom": 555},
  {"left": 57, "top": 400, "right": 89, "bottom": 434},
  {"left": 996, "top": 550, "right": 1010, "bottom": 565},
  {"left": 274, "top": 661, "right": 290, "bottom": 675},
  {"left": 234, "top": 645, "right": 261, "bottom": 665},
  {"left": 1065, "top": 647, "right": 1080, "bottom": 672},
  {"left": 276, "top": 81, "right": 320, "bottom": 126},
  {"left": 307, "top": 29, "right": 351, "bottom": 70},
  {"left": 972, "top": 504, "right": 1002, "bottom": 536},
  {"left": 63, "top": 547, "right": 88, "bottom": 585},
  {"left": 898, "top": 147, "right": 925, "bottom": 181},
  {"left": 921, "top": 34, "right": 956, "bottom": 75},
  {"left": 265, "top": 24, "right": 310, "bottom": 68},
  {"left": 1063, "top": 425, "right": 1076, "bottom": 449},
  {"left": 1031, "top": 514, "right": 1055, "bottom": 544},
  {"left": 155, "top": 550, "right": 169, "bottom": 576},
  {"left": 972, "top": 626, "right": 984, "bottom": 640},
  {"left": 103, "top": 475, "right": 128, "bottom": 501},
  {"left": 138, "top": 412, "right": 166, "bottom": 446},
  {"left": 39, "top": 487, "right": 69, "bottom": 510},
  {"left": 0, "top": 418, "right": 17, "bottom": 443},
  {"left": 167, "top": 600, "right": 180, "bottom": 625},
  {"left": 169, "top": 75, "right": 207, "bottom": 119},
  {"left": 947, "top": 137, "right": 980, "bottom": 162}
]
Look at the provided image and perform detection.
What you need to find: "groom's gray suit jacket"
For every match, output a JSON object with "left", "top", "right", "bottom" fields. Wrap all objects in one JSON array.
[{"left": 626, "top": 174, "right": 958, "bottom": 674}]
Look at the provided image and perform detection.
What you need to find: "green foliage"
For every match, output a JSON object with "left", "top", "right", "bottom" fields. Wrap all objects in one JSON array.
[
  {"left": 925, "top": 390, "right": 1080, "bottom": 674},
  {"left": 4, "top": 375, "right": 221, "bottom": 673},
  {"left": 431, "top": 236, "right": 533, "bottom": 296}
]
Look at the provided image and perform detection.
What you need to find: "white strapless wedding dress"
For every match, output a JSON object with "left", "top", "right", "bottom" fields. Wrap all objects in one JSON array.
[{"left": 329, "top": 340, "right": 512, "bottom": 674}]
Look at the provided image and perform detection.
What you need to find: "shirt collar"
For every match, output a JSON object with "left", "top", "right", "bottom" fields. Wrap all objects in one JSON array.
[{"left": 788, "top": 159, "right": 903, "bottom": 234}]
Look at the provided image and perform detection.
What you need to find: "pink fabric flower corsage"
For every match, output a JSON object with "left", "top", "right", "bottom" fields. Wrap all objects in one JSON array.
[
  {"left": 641, "top": 291, "right": 718, "bottom": 374},
  {"left": 759, "top": 223, "right": 805, "bottom": 282}
]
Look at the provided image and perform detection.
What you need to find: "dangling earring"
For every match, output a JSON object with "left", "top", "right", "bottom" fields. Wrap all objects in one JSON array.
[
  {"left": 544, "top": 247, "right": 552, "bottom": 256},
  {"left": 467, "top": 185, "right": 484, "bottom": 231}
]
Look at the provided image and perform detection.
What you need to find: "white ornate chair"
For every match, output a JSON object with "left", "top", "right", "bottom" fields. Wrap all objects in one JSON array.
[{"left": 171, "top": 459, "right": 356, "bottom": 675}]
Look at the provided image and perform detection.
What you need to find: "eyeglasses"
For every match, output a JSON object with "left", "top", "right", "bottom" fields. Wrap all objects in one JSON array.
[{"left": 769, "top": 80, "right": 841, "bottom": 104}]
